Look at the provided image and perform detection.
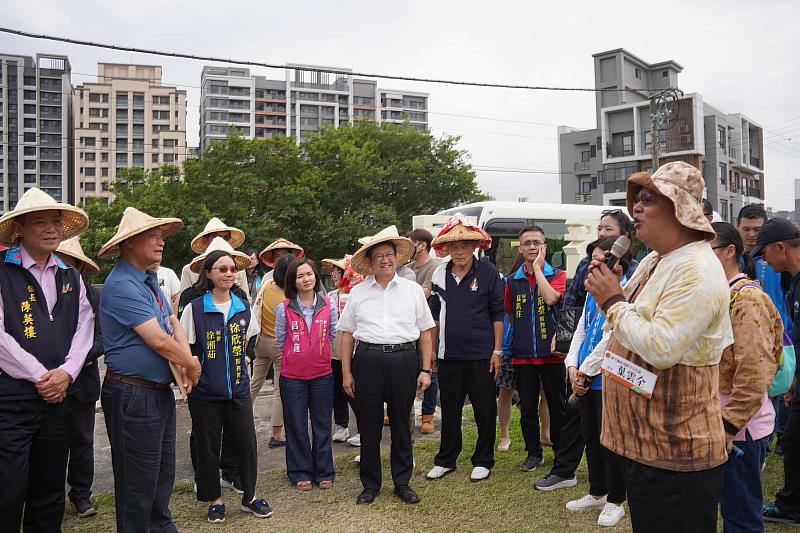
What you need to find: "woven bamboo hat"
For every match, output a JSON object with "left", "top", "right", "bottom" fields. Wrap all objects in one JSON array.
[
  {"left": 98, "top": 207, "right": 183, "bottom": 258},
  {"left": 350, "top": 225, "right": 415, "bottom": 275},
  {"left": 190, "top": 217, "right": 245, "bottom": 253},
  {"left": 56, "top": 237, "right": 100, "bottom": 276},
  {"left": 321, "top": 257, "right": 347, "bottom": 272},
  {"left": 189, "top": 236, "right": 252, "bottom": 274},
  {"left": 0, "top": 188, "right": 89, "bottom": 246},
  {"left": 260, "top": 238, "right": 304, "bottom": 267}
]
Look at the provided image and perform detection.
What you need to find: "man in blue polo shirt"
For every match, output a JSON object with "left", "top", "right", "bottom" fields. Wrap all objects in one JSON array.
[
  {"left": 99, "top": 207, "right": 201, "bottom": 532},
  {"left": 424, "top": 217, "right": 504, "bottom": 483}
]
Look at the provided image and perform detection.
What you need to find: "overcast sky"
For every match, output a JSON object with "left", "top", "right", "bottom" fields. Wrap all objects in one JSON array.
[{"left": 2, "top": 0, "right": 799, "bottom": 210}]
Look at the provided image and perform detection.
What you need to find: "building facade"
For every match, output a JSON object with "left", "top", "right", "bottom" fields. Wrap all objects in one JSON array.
[
  {"left": 559, "top": 49, "right": 765, "bottom": 222},
  {"left": 0, "top": 53, "right": 73, "bottom": 213},
  {"left": 73, "top": 63, "right": 186, "bottom": 203},
  {"left": 200, "top": 64, "right": 428, "bottom": 151}
]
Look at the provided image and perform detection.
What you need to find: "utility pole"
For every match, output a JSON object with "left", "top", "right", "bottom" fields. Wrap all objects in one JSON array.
[{"left": 650, "top": 97, "right": 659, "bottom": 171}]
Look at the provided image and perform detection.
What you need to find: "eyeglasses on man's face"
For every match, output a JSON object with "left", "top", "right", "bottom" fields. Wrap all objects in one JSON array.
[{"left": 519, "top": 240, "right": 544, "bottom": 248}]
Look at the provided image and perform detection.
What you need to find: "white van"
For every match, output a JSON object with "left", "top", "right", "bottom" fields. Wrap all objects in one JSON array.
[{"left": 412, "top": 201, "right": 631, "bottom": 278}]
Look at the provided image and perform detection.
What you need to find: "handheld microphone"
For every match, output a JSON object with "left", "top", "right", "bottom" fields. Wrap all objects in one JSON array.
[{"left": 605, "top": 235, "right": 632, "bottom": 271}]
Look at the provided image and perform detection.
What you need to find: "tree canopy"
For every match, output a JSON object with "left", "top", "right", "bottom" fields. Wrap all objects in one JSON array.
[{"left": 81, "top": 122, "right": 488, "bottom": 279}]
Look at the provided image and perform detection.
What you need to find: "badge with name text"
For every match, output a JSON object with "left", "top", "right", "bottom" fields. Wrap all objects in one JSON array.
[{"left": 601, "top": 350, "right": 658, "bottom": 399}]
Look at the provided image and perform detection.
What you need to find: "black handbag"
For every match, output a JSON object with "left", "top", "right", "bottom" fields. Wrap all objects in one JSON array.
[{"left": 554, "top": 306, "right": 582, "bottom": 354}]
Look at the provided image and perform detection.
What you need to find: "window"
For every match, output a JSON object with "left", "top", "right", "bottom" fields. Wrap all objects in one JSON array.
[
  {"left": 84, "top": 167, "right": 96, "bottom": 177},
  {"left": 84, "top": 182, "right": 96, "bottom": 192},
  {"left": 84, "top": 152, "right": 96, "bottom": 162},
  {"left": 662, "top": 70, "right": 669, "bottom": 78},
  {"left": 719, "top": 163, "right": 727, "bottom": 185},
  {"left": 152, "top": 139, "right": 159, "bottom": 148},
  {"left": 718, "top": 127, "right": 726, "bottom": 149},
  {"left": 24, "top": 104, "right": 36, "bottom": 114},
  {"left": 24, "top": 132, "right": 36, "bottom": 143},
  {"left": 720, "top": 199, "right": 729, "bottom": 222},
  {"left": 581, "top": 181, "right": 592, "bottom": 193},
  {"left": 24, "top": 147, "right": 36, "bottom": 156},
  {"left": 116, "top": 153, "right": 128, "bottom": 165},
  {"left": 101, "top": 152, "right": 108, "bottom": 162},
  {"left": 622, "top": 134, "right": 633, "bottom": 155},
  {"left": 116, "top": 124, "right": 128, "bottom": 136},
  {"left": 581, "top": 150, "right": 590, "bottom": 162},
  {"left": 152, "top": 154, "right": 159, "bottom": 163},
  {"left": 164, "top": 154, "right": 175, "bottom": 163},
  {"left": 590, "top": 145, "right": 597, "bottom": 158},
  {"left": 24, "top": 118, "right": 36, "bottom": 128},
  {"left": 116, "top": 138, "right": 128, "bottom": 150},
  {"left": 24, "top": 90, "right": 36, "bottom": 101},
  {"left": 634, "top": 68, "right": 641, "bottom": 80},
  {"left": 101, "top": 168, "right": 109, "bottom": 177}
]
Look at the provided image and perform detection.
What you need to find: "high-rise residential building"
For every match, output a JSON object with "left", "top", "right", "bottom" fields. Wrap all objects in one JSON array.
[
  {"left": 200, "top": 64, "right": 428, "bottom": 151},
  {"left": 0, "top": 53, "right": 73, "bottom": 213},
  {"left": 73, "top": 63, "right": 186, "bottom": 203},
  {"left": 559, "top": 49, "right": 765, "bottom": 223}
]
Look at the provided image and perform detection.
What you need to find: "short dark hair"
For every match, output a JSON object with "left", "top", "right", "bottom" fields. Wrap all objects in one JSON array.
[
  {"left": 197, "top": 250, "right": 236, "bottom": 292},
  {"left": 737, "top": 204, "right": 768, "bottom": 225},
  {"left": 712, "top": 221, "right": 755, "bottom": 278},
  {"left": 702, "top": 198, "right": 713, "bottom": 217},
  {"left": 587, "top": 236, "right": 631, "bottom": 275},
  {"left": 518, "top": 225, "right": 545, "bottom": 240},
  {"left": 272, "top": 253, "right": 296, "bottom": 289},
  {"left": 244, "top": 247, "right": 259, "bottom": 257},
  {"left": 365, "top": 241, "right": 397, "bottom": 260},
  {"left": 407, "top": 228, "right": 434, "bottom": 251},
  {"left": 284, "top": 258, "right": 324, "bottom": 300},
  {"left": 600, "top": 210, "right": 634, "bottom": 237}
]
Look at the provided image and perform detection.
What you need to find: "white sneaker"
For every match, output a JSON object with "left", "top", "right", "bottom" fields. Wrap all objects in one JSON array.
[
  {"left": 353, "top": 455, "right": 361, "bottom": 463},
  {"left": 470, "top": 466, "right": 491, "bottom": 482},
  {"left": 566, "top": 494, "right": 607, "bottom": 511},
  {"left": 347, "top": 434, "right": 361, "bottom": 447},
  {"left": 426, "top": 466, "right": 454, "bottom": 480},
  {"left": 333, "top": 426, "right": 350, "bottom": 442},
  {"left": 597, "top": 502, "right": 625, "bottom": 527}
]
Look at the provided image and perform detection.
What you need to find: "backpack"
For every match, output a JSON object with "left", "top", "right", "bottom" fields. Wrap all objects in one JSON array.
[{"left": 731, "top": 282, "right": 796, "bottom": 397}]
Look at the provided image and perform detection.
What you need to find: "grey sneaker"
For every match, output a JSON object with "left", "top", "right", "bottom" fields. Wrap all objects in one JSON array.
[
  {"left": 520, "top": 455, "right": 544, "bottom": 471},
  {"left": 534, "top": 473, "right": 578, "bottom": 491}
]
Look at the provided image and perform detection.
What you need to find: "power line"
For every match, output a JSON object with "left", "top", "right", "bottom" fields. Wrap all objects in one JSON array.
[{"left": 0, "top": 27, "right": 671, "bottom": 94}]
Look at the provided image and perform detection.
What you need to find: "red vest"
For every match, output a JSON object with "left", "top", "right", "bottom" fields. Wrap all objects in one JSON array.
[{"left": 280, "top": 296, "right": 332, "bottom": 380}]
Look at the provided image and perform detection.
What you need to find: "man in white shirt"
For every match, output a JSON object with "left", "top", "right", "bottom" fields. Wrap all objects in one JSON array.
[
  {"left": 153, "top": 262, "right": 181, "bottom": 311},
  {"left": 339, "top": 229, "right": 435, "bottom": 506}
]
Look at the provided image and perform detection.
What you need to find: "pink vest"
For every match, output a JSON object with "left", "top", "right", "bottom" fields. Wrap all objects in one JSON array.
[{"left": 280, "top": 297, "right": 333, "bottom": 380}]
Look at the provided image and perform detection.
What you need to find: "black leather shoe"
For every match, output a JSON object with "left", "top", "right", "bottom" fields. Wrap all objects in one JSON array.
[
  {"left": 356, "top": 489, "right": 379, "bottom": 504},
  {"left": 393, "top": 485, "right": 420, "bottom": 504}
]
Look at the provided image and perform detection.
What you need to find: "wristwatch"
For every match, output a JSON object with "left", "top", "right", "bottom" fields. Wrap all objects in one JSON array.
[
  {"left": 420, "top": 368, "right": 432, "bottom": 374},
  {"left": 492, "top": 350, "right": 503, "bottom": 356}
]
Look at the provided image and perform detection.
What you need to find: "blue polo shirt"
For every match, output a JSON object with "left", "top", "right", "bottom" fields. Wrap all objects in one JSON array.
[{"left": 100, "top": 258, "right": 174, "bottom": 383}]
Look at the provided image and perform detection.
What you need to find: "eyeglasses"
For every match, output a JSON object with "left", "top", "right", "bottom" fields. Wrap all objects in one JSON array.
[
  {"left": 519, "top": 240, "right": 545, "bottom": 248},
  {"left": 633, "top": 190, "right": 664, "bottom": 206},
  {"left": 211, "top": 266, "right": 238, "bottom": 274},
  {"left": 372, "top": 252, "right": 396, "bottom": 261},
  {"left": 602, "top": 209, "right": 623, "bottom": 216}
]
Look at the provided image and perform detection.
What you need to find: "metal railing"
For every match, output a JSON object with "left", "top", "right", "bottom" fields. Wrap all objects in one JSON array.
[{"left": 575, "top": 161, "right": 591, "bottom": 172}]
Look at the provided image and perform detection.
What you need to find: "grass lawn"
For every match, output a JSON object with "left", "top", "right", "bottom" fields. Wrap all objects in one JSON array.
[{"left": 63, "top": 408, "right": 795, "bottom": 532}]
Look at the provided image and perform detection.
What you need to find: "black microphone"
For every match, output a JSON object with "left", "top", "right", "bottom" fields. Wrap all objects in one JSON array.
[{"left": 605, "top": 235, "right": 632, "bottom": 270}]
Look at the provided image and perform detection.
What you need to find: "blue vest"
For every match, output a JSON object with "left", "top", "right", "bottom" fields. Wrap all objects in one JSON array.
[
  {"left": 0, "top": 247, "right": 80, "bottom": 400},
  {"left": 189, "top": 291, "right": 251, "bottom": 401},
  {"left": 508, "top": 263, "right": 561, "bottom": 359}
]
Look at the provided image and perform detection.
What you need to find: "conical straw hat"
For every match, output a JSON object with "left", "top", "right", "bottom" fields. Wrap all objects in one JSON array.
[
  {"left": 190, "top": 217, "right": 246, "bottom": 253},
  {"left": 56, "top": 237, "right": 100, "bottom": 276},
  {"left": 350, "top": 225, "right": 415, "bottom": 276},
  {"left": 98, "top": 207, "right": 183, "bottom": 258},
  {"left": 259, "top": 238, "right": 304, "bottom": 267},
  {"left": 0, "top": 187, "right": 89, "bottom": 246},
  {"left": 190, "top": 236, "right": 252, "bottom": 273}
]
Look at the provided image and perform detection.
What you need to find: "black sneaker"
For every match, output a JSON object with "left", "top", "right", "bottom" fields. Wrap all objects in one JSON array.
[
  {"left": 268, "top": 437, "right": 287, "bottom": 449},
  {"left": 71, "top": 497, "right": 98, "bottom": 518},
  {"left": 220, "top": 477, "right": 244, "bottom": 494},
  {"left": 534, "top": 473, "right": 578, "bottom": 491},
  {"left": 763, "top": 502, "right": 800, "bottom": 525},
  {"left": 207, "top": 504, "right": 226, "bottom": 523},
  {"left": 241, "top": 498, "right": 273, "bottom": 518},
  {"left": 520, "top": 455, "right": 544, "bottom": 471}
]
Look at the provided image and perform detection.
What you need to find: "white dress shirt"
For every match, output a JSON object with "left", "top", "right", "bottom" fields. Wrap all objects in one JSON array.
[{"left": 337, "top": 274, "right": 435, "bottom": 344}]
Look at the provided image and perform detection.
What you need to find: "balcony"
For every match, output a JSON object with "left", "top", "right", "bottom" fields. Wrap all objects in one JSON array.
[
  {"left": 728, "top": 148, "right": 737, "bottom": 160},
  {"left": 575, "top": 161, "right": 591, "bottom": 173},
  {"left": 750, "top": 156, "right": 761, "bottom": 169},
  {"left": 746, "top": 186, "right": 762, "bottom": 199},
  {"left": 606, "top": 142, "right": 634, "bottom": 159}
]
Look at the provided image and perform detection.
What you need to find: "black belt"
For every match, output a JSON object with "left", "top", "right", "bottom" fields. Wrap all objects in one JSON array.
[
  {"left": 105, "top": 370, "right": 171, "bottom": 390},
  {"left": 358, "top": 341, "right": 417, "bottom": 353}
]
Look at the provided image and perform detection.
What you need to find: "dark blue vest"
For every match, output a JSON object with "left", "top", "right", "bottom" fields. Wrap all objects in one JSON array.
[
  {"left": 189, "top": 291, "right": 251, "bottom": 401},
  {"left": 508, "top": 263, "right": 561, "bottom": 360},
  {"left": 0, "top": 247, "right": 80, "bottom": 400}
]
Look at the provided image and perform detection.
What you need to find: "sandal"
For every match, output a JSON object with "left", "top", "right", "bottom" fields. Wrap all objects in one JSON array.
[
  {"left": 296, "top": 481, "right": 312, "bottom": 491},
  {"left": 319, "top": 480, "right": 333, "bottom": 490}
]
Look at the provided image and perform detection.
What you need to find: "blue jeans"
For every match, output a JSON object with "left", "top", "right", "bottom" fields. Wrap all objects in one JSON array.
[
  {"left": 422, "top": 371, "right": 439, "bottom": 415},
  {"left": 102, "top": 378, "right": 178, "bottom": 533},
  {"left": 720, "top": 430, "right": 769, "bottom": 533},
  {"left": 280, "top": 373, "right": 335, "bottom": 484},
  {"left": 772, "top": 395, "right": 789, "bottom": 435}
]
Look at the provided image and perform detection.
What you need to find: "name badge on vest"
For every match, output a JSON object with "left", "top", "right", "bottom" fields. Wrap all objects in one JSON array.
[{"left": 602, "top": 350, "right": 658, "bottom": 399}]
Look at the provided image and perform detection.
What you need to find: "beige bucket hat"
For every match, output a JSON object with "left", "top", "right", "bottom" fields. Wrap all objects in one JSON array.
[
  {"left": 0, "top": 187, "right": 89, "bottom": 246},
  {"left": 56, "top": 237, "right": 100, "bottom": 276},
  {"left": 190, "top": 236, "right": 252, "bottom": 274},
  {"left": 190, "top": 217, "right": 246, "bottom": 253},
  {"left": 98, "top": 207, "right": 183, "bottom": 258},
  {"left": 626, "top": 161, "right": 715, "bottom": 240},
  {"left": 260, "top": 238, "right": 304, "bottom": 267},
  {"left": 350, "top": 225, "right": 415, "bottom": 276}
]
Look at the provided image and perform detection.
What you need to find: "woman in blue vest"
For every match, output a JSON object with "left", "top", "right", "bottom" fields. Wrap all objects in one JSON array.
[
  {"left": 564, "top": 237, "right": 630, "bottom": 527},
  {"left": 275, "top": 258, "right": 337, "bottom": 490},
  {"left": 180, "top": 247, "right": 272, "bottom": 523}
]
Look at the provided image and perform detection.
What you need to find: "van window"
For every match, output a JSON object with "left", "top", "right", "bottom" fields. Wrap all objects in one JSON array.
[{"left": 482, "top": 218, "right": 568, "bottom": 275}]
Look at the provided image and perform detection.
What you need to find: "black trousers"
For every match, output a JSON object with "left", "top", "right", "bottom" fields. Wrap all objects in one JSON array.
[
  {"left": 435, "top": 358, "right": 497, "bottom": 469},
  {"left": 188, "top": 397, "right": 258, "bottom": 503},
  {"left": 67, "top": 396, "right": 96, "bottom": 502},
  {"left": 514, "top": 363, "right": 566, "bottom": 458},
  {"left": 0, "top": 399, "right": 70, "bottom": 533},
  {"left": 549, "top": 378, "right": 585, "bottom": 478},
  {"left": 189, "top": 425, "right": 240, "bottom": 482},
  {"left": 776, "top": 394, "right": 800, "bottom": 515},
  {"left": 352, "top": 345, "right": 418, "bottom": 491},
  {"left": 578, "top": 389, "right": 626, "bottom": 504},
  {"left": 331, "top": 359, "right": 357, "bottom": 430},
  {"left": 627, "top": 460, "right": 724, "bottom": 533}
]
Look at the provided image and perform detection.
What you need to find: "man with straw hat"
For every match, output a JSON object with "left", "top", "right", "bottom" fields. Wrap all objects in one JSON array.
[
  {"left": 585, "top": 161, "right": 734, "bottom": 532},
  {"left": 179, "top": 217, "right": 249, "bottom": 294},
  {"left": 98, "top": 206, "right": 201, "bottom": 533},
  {"left": 260, "top": 237, "right": 304, "bottom": 282},
  {"left": 424, "top": 214, "right": 504, "bottom": 483},
  {"left": 0, "top": 188, "right": 95, "bottom": 531},
  {"left": 56, "top": 237, "right": 104, "bottom": 519},
  {"left": 338, "top": 225, "right": 436, "bottom": 505}
]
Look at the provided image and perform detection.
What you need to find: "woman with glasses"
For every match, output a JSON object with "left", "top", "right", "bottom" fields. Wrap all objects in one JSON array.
[{"left": 180, "top": 246, "right": 272, "bottom": 522}]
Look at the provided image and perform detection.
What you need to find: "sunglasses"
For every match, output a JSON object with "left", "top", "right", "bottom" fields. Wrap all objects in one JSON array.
[
  {"left": 633, "top": 190, "right": 664, "bottom": 206},
  {"left": 602, "top": 209, "right": 623, "bottom": 216},
  {"left": 211, "top": 266, "right": 238, "bottom": 274}
]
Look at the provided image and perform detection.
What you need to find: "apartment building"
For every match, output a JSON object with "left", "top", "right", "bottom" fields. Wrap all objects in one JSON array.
[
  {"left": 200, "top": 64, "right": 428, "bottom": 150},
  {"left": 0, "top": 53, "right": 73, "bottom": 213},
  {"left": 559, "top": 49, "right": 765, "bottom": 222},
  {"left": 73, "top": 63, "right": 186, "bottom": 203}
]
